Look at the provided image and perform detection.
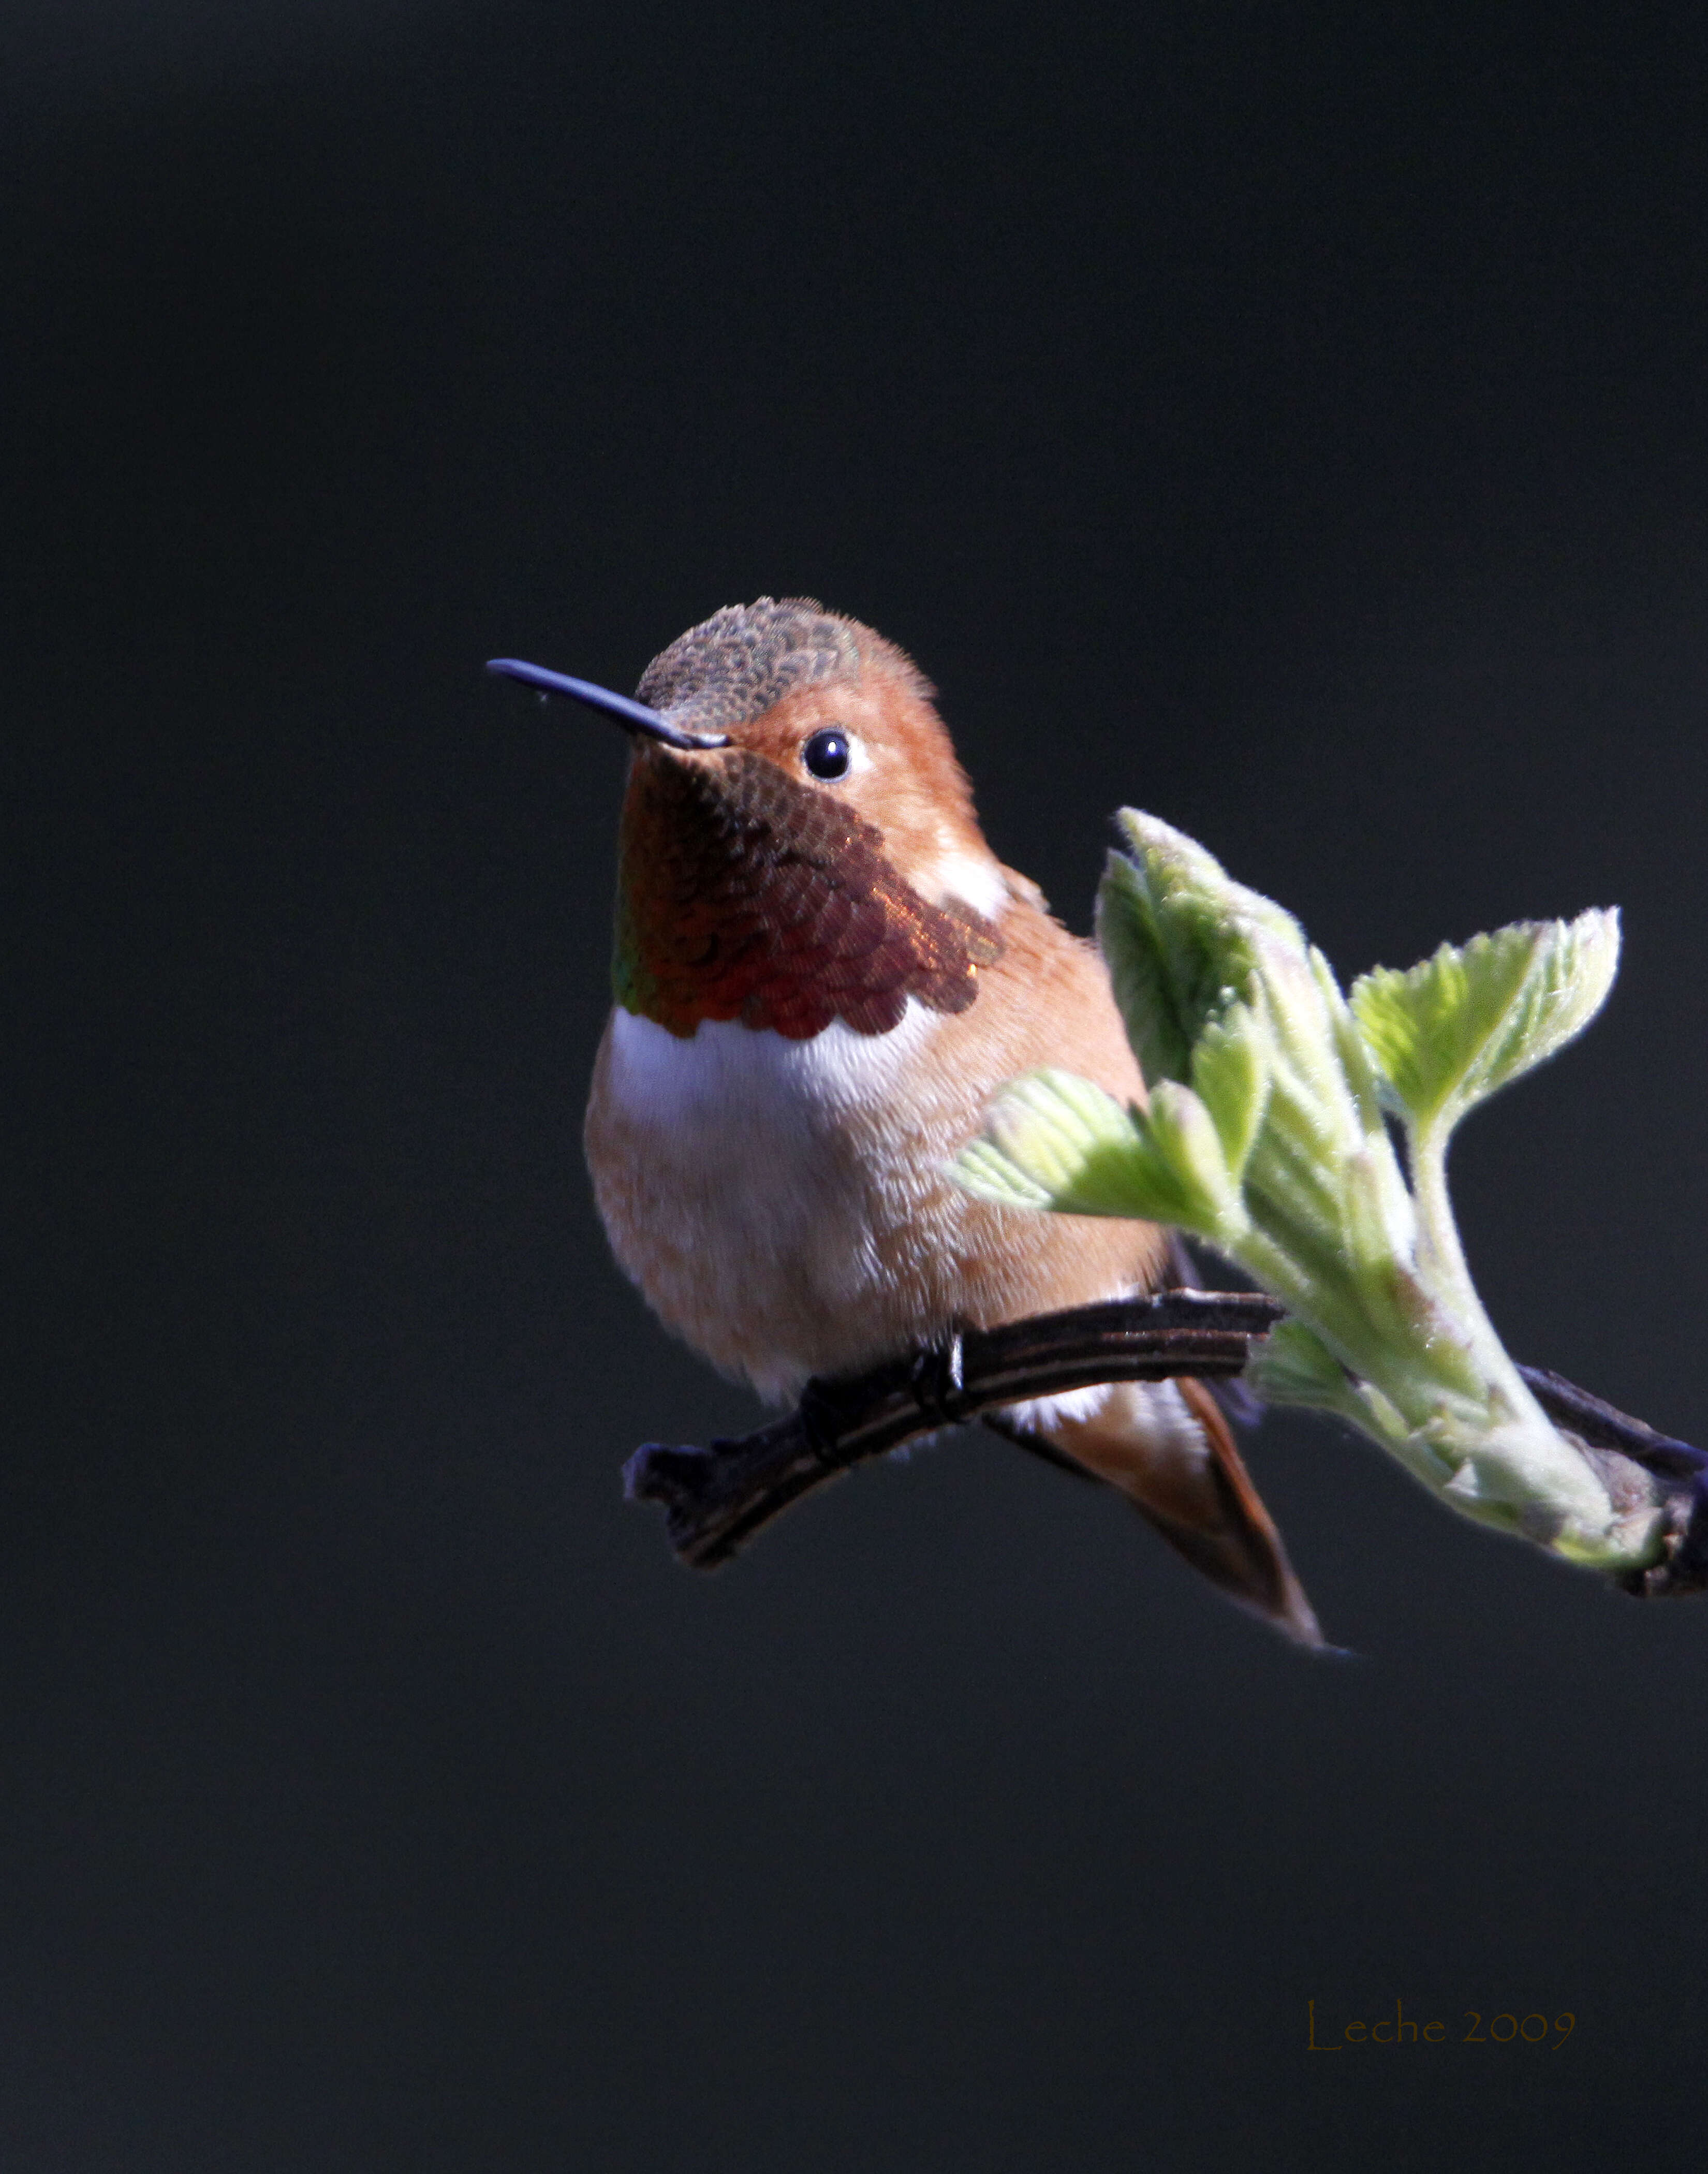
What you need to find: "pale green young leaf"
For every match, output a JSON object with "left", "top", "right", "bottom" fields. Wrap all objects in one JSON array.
[
  {"left": 1309, "top": 947, "right": 1387, "bottom": 1133},
  {"left": 1096, "top": 812, "right": 1308, "bottom": 1088},
  {"left": 1141, "top": 1080, "right": 1242, "bottom": 1229},
  {"left": 1112, "top": 811, "right": 1303, "bottom": 950},
  {"left": 950, "top": 1069, "right": 1151, "bottom": 1217},
  {"left": 1336, "top": 1141, "right": 1419, "bottom": 1289},
  {"left": 950, "top": 1137, "right": 1057, "bottom": 1212},
  {"left": 1188, "top": 1000, "right": 1271, "bottom": 1181},
  {"left": 1243, "top": 1317, "right": 1350, "bottom": 1407},
  {"left": 1350, "top": 909, "right": 1620, "bottom": 1132},
  {"left": 1096, "top": 847, "right": 1224, "bottom": 1087},
  {"left": 950, "top": 1069, "right": 1233, "bottom": 1230}
]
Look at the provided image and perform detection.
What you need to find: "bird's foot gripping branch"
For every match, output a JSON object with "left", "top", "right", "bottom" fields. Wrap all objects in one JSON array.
[{"left": 953, "top": 811, "right": 1707, "bottom": 1595}]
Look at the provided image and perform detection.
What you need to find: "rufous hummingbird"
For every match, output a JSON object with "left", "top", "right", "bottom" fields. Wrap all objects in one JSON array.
[{"left": 490, "top": 598, "right": 1320, "bottom": 1644}]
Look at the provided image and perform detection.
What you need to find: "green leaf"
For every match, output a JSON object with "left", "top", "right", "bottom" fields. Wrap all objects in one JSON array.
[
  {"left": 1336, "top": 1141, "right": 1419, "bottom": 1290},
  {"left": 1189, "top": 999, "right": 1271, "bottom": 1181},
  {"left": 951, "top": 1069, "right": 1150, "bottom": 1216},
  {"left": 1096, "top": 847, "right": 1222, "bottom": 1086},
  {"left": 1142, "top": 1080, "right": 1242, "bottom": 1228},
  {"left": 1096, "top": 813, "right": 1308, "bottom": 1088},
  {"left": 1310, "top": 947, "right": 1387, "bottom": 1134},
  {"left": 950, "top": 1136, "right": 1057, "bottom": 1213},
  {"left": 950, "top": 1069, "right": 1235, "bottom": 1231},
  {"left": 1244, "top": 1317, "right": 1350, "bottom": 1407},
  {"left": 1350, "top": 909, "right": 1620, "bottom": 1132}
]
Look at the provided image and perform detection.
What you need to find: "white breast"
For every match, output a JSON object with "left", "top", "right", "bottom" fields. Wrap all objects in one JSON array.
[
  {"left": 587, "top": 1003, "right": 952, "bottom": 1399},
  {"left": 603, "top": 1000, "right": 941, "bottom": 1132}
]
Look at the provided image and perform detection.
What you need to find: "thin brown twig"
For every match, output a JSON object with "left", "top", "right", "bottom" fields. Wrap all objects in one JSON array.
[{"left": 622, "top": 1291, "right": 1708, "bottom": 1594}]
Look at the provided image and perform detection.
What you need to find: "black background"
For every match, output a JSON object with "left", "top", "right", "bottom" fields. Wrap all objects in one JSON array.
[{"left": 5, "top": 4, "right": 1706, "bottom": 2167}]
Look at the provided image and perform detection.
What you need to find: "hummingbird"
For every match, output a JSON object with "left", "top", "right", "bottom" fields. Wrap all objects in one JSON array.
[{"left": 490, "top": 599, "right": 1321, "bottom": 1645}]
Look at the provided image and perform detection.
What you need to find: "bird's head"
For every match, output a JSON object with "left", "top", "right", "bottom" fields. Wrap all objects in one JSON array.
[{"left": 490, "top": 600, "right": 1007, "bottom": 1039}]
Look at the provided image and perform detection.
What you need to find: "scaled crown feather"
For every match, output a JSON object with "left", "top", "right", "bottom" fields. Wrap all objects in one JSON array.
[{"left": 636, "top": 597, "right": 933, "bottom": 738}]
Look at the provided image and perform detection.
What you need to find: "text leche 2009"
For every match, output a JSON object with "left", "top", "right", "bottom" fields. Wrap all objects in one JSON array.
[{"left": 1307, "top": 2002, "right": 1575, "bottom": 2050}]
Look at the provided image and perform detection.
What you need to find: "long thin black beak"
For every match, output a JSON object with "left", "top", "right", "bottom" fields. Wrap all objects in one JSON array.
[{"left": 485, "top": 657, "right": 730, "bottom": 750}]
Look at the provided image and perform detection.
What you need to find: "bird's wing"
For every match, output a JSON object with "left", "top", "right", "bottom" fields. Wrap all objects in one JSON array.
[{"left": 998, "top": 1375, "right": 1323, "bottom": 1648}]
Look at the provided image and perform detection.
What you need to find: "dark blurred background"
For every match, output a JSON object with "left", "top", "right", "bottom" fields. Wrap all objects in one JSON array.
[{"left": 4, "top": 3, "right": 1705, "bottom": 2167}]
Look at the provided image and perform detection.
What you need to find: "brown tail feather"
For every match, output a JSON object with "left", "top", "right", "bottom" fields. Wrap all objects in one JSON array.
[{"left": 1019, "top": 1376, "right": 1324, "bottom": 1648}]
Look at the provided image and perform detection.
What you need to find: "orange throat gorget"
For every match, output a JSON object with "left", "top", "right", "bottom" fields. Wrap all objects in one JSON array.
[{"left": 611, "top": 748, "right": 1003, "bottom": 1040}]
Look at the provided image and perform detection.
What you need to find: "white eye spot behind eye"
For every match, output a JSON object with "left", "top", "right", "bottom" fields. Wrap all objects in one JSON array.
[{"left": 928, "top": 846, "right": 1009, "bottom": 920}]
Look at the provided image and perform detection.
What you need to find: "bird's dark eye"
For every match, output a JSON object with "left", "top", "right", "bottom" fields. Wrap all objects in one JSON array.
[{"left": 802, "top": 728, "right": 851, "bottom": 781}]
